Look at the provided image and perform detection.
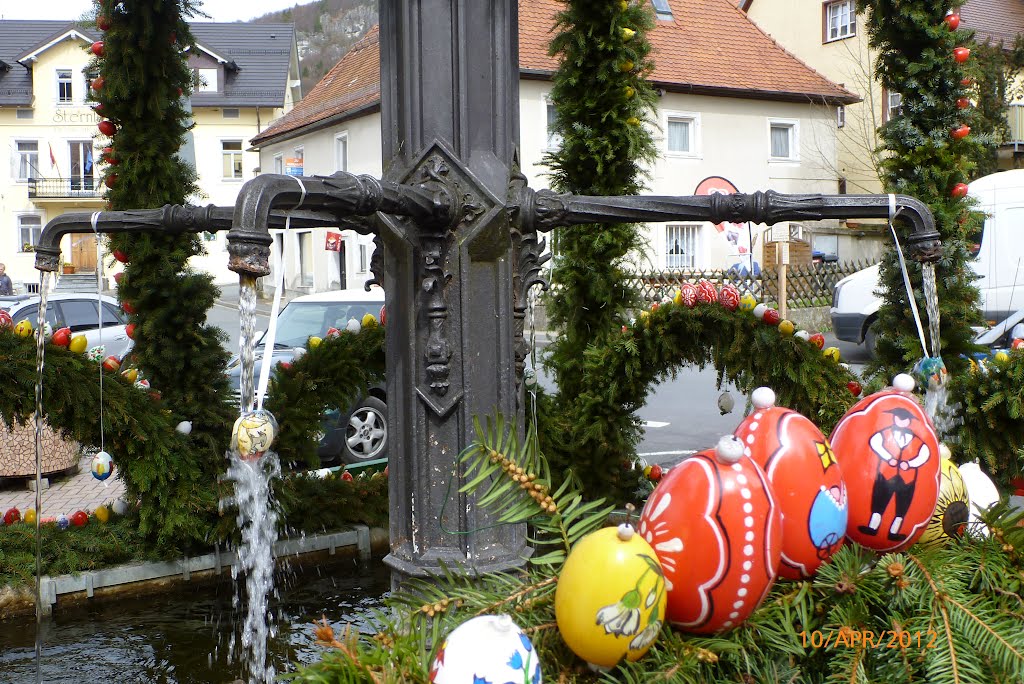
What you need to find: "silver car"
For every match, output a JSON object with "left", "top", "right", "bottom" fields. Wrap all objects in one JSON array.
[{"left": 0, "top": 293, "right": 133, "bottom": 359}]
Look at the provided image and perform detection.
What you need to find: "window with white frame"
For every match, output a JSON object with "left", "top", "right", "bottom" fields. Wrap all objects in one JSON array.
[
  {"left": 335, "top": 132, "right": 349, "bottom": 172},
  {"left": 836, "top": 105, "right": 846, "bottom": 128},
  {"left": 651, "top": 0, "right": 673, "bottom": 19},
  {"left": 221, "top": 140, "right": 243, "bottom": 179},
  {"left": 196, "top": 68, "right": 218, "bottom": 92},
  {"left": 546, "top": 102, "right": 562, "bottom": 150},
  {"left": 19, "top": 214, "right": 42, "bottom": 252},
  {"left": 824, "top": 0, "right": 856, "bottom": 42},
  {"left": 56, "top": 69, "right": 73, "bottom": 104},
  {"left": 666, "top": 113, "right": 698, "bottom": 155},
  {"left": 769, "top": 120, "right": 798, "bottom": 160},
  {"left": 273, "top": 153, "right": 284, "bottom": 174},
  {"left": 298, "top": 231, "right": 313, "bottom": 286},
  {"left": 666, "top": 224, "right": 700, "bottom": 269},
  {"left": 359, "top": 244, "right": 368, "bottom": 272},
  {"left": 886, "top": 91, "right": 903, "bottom": 121},
  {"left": 13, "top": 141, "right": 39, "bottom": 180}
]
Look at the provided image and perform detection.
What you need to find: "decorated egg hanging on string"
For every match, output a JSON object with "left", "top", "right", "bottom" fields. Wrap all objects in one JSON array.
[
  {"left": 91, "top": 450, "right": 114, "bottom": 481},
  {"left": 829, "top": 374, "right": 940, "bottom": 552},
  {"left": 429, "top": 614, "right": 541, "bottom": 684},
  {"left": 555, "top": 523, "right": 666, "bottom": 669},
  {"left": 734, "top": 387, "right": 847, "bottom": 580},
  {"left": 231, "top": 409, "right": 278, "bottom": 461},
  {"left": 675, "top": 282, "right": 698, "bottom": 308},
  {"left": 86, "top": 345, "right": 106, "bottom": 363},
  {"left": 638, "top": 435, "right": 781, "bottom": 633},
  {"left": 919, "top": 446, "right": 970, "bottom": 547}
]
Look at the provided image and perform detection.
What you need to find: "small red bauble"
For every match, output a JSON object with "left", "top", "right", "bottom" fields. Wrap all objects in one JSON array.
[
  {"left": 91, "top": 76, "right": 105, "bottom": 91},
  {"left": 951, "top": 125, "right": 970, "bottom": 140},
  {"left": 52, "top": 327, "right": 71, "bottom": 347},
  {"left": 718, "top": 284, "right": 741, "bottom": 312},
  {"left": 621, "top": 325, "right": 628, "bottom": 333},
  {"left": 121, "top": 301, "right": 136, "bottom": 315},
  {"left": 762, "top": 308, "right": 781, "bottom": 326},
  {"left": 125, "top": 323, "right": 136, "bottom": 339},
  {"left": 847, "top": 380, "right": 862, "bottom": 397},
  {"left": 96, "top": 15, "right": 111, "bottom": 31},
  {"left": 92, "top": 103, "right": 105, "bottom": 115},
  {"left": 953, "top": 47, "right": 970, "bottom": 63},
  {"left": 808, "top": 333, "right": 826, "bottom": 350},
  {"left": 112, "top": 248, "right": 128, "bottom": 262},
  {"left": 696, "top": 279, "right": 718, "bottom": 305},
  {"left": 944, "top": 11, "right": 961, "bottom": 31},
  {"left": 956, "top": 97, "right": 971, "bottom": 109},
  {"left": 1011, "top": 338, "right": 1024, "bottom": 350},
  {"left": 98, "top": 119, "right": 117, "bottom": 136},
  {"left": 279, "top": 361, "right": 292, "bottom": 370},
  {"left": 104, "top": 173, "right": 118, "bottom": 188},
  {"left": 961, "top": 77, "right": 973, "bottom": 86},
  {"left": 951, "top": 183, "right": 969, "bottom": 198},
  {"left": 91, "top": 41, "right": 104, "bottom": 57},
  {"left": 648, "top": 463, "right": 663, "bottom": 482},
  {"left": 149, "top": 390, "right": 162, "bottom": 402},
  {"left": 650, "top": 301, "right": 660, "bottom": 312},
  {"left": 830, "top": 375, "right": 941, "bottom": 553},
  {"left": 102, "top": 356, "right": 121, "bottom": 373},
  {"left": 71, "top": 511, "right": 89, "bottom": 527},
  {"left": 113, "top": 272, "right": 124, "bottom": 284},
  {"left": 639, "top": 436, "right": 781, "bottom": 632},
  {"left": 4, "top": 507, "right": 21, "bottom": 525},
  {"left": 341, "top": 470, "right": 354, "bottom": 482}
]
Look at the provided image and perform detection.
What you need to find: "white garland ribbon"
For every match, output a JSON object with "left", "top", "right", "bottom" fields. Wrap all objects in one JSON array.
[
  {"left": 888, "top": 194, "right": 929, "bottom": 357},
  {"left": 91, "top": 211, "right": 105, "bottom": 452}
]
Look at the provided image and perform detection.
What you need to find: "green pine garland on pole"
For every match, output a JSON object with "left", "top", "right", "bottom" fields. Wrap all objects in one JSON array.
[
  {"left": 540, "top": 0, "right": 658, "bottom": 505},
  {"left": 857, "top": 1, "right": 990, "bottom": 379},
  {"left": 90, "top": 0, "right": 234, "bottom": 545}
]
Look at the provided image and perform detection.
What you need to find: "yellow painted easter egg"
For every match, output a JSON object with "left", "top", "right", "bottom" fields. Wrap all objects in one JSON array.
[
  {"left": 555, "top": 524, "right": 666, "bottom": 669},
  {"left": 23, "top": 508, "right": 36, "bottom": 525},
  {"left": 823, "top": 347, "right": 841, "bottom": 363},
  {"left": 778, "top": 319, "right": 795, "bottom": 336},
  {"left": 994, "top": 350, "right": 1009, "bottom": 363},
  {"left": 13, "top": 319, "right": 32, "bottom": 337},
  {"left": 919, "top": 455, "right": 970, "bottom": 547},
  {"left": 308, "top": 336, "right": 322, "bottom": 348},
  {"left": 69, "top": 335, "right": 88, "bottom": 354},
  {"left": 361, "top": 313, "right": 378, "bottom": 328},
  {"left": 739, "top": 293, "right": 757, "bottom": 313},
  {"left": 93, "top": 505, "right": 111, "bottom": 524}
]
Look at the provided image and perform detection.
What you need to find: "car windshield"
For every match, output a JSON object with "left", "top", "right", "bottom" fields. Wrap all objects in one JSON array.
[{"left": 260, "top": 300, "right": 382, "bottom": 348}]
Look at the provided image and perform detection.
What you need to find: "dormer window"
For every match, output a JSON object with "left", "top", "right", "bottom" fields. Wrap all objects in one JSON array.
[
  {"left": 651, "top": 0, "right": 673, "bottom": 19},
  {"left": 195, "top": 67, "right": 219, "bottom": 92}
]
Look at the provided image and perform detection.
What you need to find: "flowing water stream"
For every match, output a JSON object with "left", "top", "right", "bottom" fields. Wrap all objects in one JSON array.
[{"left": 32, "top": 271, "right": 53, "bottom": 684}]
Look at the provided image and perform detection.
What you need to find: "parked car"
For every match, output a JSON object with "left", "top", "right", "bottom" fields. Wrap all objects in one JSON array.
[
  {"left": 831, "top": 169, "right": 1024, "bottom": 356},
  {"left": 225, "top": 288, "right": 387, "bottom": 466},
  {"left": 0, "top": 292, "right": 133, "bottom": 359}
]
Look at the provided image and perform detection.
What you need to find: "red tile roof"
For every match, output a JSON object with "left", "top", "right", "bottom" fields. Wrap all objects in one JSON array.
[
  {"left": 961, "top": 0, "right": 1024, "bottom": 47},
  {"left": 254, "top": 0, "right": 856, "bottom": 146}
]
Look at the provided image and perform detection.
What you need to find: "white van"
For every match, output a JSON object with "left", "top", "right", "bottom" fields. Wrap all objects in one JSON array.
[{"left": 830, "top": 169, "right": 1024, "bottom": 354}]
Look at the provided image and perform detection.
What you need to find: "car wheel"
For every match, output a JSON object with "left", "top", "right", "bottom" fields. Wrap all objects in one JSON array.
[
  {"left": 864, "top": 322, "right": 879, "bottom": 360},
  {"left": 344, "top": 396, "right": 387, "bottom": 463}
]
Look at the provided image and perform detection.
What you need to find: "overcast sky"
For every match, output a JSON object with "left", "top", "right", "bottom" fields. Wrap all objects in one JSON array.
[{"left": 0, "top": 0, "right": 316, "bottom": 22}]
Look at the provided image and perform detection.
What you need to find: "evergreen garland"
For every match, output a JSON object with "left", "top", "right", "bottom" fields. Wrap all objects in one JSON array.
[
  {"left": 286, "top": 415, "right": 1024, "bottom": 683},
  {"left": 540, "top": 0, "right": 658, "bottom": 505},
  {"left": 857, "top": 0, "right": 989, "bottom": 379}
]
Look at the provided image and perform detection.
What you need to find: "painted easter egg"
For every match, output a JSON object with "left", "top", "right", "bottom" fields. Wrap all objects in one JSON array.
[
  {"left": 14, "top": 319, "right": 32, "bottom": 337},
  {"left": 639, "top": 436, "right": 781, "bottom": 633},
  {"left": 3, "top": 507, "right": 21, "bottom": 525},
  {"left": 71, "top": 510, "right": 89, "bottom": 527},
  {"left": 778, "top": 320, "right": 795, "bottom": 336},
  {"left": 429, "top": 614, "right": 541, "bottom": 684},
  {"left": 555, "top": 524, "right": 666, "bottom": 668},
  {"left": 919, "top": 451, "right": 970, "bottom": 547},
  {"left": 69, "top": 335, "right": 88, "bottom": 353},
  {"left": 231, "top": 409, "right": 278, "bottom": 461},
  {"left": 734, "top": 387, "right": 847, "bottom": 580},
  {"left": 675, "top": 282, "right": 698, "bottom": 308},
  {"left": 762, "top": 308, "right": 781, "bottom": 326},
  {"left": 91, "top": 450, "right": 114, "bottom": 481},
  {"left": 718, "top": 284, "right": 741, "bottom": 312},
  {"left": 696, "top": 279, "right": 718, "bottom": 304},
  {"left": 958, "top": 461, "right": 1000, "bottom": 537},
  {"left": 829, "top": 374, "right": 940, "bottom": 552},
  {"left": 57, "top": 514, "right": 70, "bottom": 530},
  {"left": 0, "top": 309, "right": 12, "bottom": 329},
  {"left": 86, "top": 345, "right": 106, "bottom": 362},
  {"left": 738, "top": 293, "right": 757, "bottom": 313}
]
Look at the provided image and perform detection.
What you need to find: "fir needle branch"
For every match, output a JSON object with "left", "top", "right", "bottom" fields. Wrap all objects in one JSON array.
[
  {"left": 523, "top": 621, "right": 558, "bottom": 635},
  {"left": 472, "top": 575, "right": 558, "bottom": 617},
  {"left": 908, "top": 553, "right": 961, "bottom": 683}
]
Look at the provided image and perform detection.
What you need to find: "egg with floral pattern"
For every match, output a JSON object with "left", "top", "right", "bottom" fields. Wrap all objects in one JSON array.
[
  {"left": 696, "top": 279, "right": 718, "bottom": 304},
  {"left": 675, "top": 282, "right": 698, "bottom": 308},
  {"left": 639, "top": 436, "right": 781, "bottom": 633},
  {"left": 555, "top": 524, "right": 666, "bottom": 668},
  {"left": 429, "top": 614, "right": 541, "bottom": 684},
  {"left": 734, "top": 388, "right": 847, "bottom": 579},
  {"left": 718, "top": 284, "right": 741, "bottom": 311}
]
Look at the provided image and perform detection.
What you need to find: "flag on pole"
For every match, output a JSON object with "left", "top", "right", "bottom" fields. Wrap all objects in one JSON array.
[{"left": 48, "top": 142, "right": 61, "bottom": 179}]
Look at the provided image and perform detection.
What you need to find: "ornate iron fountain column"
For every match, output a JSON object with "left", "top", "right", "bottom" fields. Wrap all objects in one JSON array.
[{"left": 377, "top": 0, "right": 529, "bottom": 581}]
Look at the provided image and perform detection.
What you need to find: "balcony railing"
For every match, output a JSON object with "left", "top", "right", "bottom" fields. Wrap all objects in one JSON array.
[
  {"left": 1007, "top": 104, "right": 1024, "bottom": 147},
  {"left": 27, "top": 177, "right": 101, "bottom": 199}
]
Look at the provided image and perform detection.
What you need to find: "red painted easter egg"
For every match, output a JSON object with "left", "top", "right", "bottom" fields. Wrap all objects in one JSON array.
[
  {"left": 829, "top": 374, "right": 940, "bottom": 552},
  {"left": 762, "top": 308, "right": 780, "bottom": 326},
  {"left": 639, "top": 436, "right": 781, "bottom": 633},
  {"left": 677, "top": 282, "right": 698, "bottom": 308},
  {"left": 696, "top": 279, "right": 718, "bottom": 305},
  {"left": 718, "top": 284, "right": 741, "bottom": 312},
  {"left": 734, "top": 388, "right": 848, "bottom": 579}
]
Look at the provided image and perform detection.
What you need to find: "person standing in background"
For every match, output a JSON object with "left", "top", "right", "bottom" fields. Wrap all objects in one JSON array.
[{"left": 0, "top": 264, "right": 13, "bottom": 296}]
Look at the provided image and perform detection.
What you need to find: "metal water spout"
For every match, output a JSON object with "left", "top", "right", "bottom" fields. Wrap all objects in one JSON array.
[
  {"left": 226, "top": 171, "right": 454, "bottom": 278},
  {"left": 34, "top": 205, "right": 334, "bottom": 273}
]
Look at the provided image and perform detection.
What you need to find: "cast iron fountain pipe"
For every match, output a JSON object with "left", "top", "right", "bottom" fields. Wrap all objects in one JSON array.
[
  {"left": 517, "top": 189, "right": 942, "bottom": 263},
  {"left": 226, "top": 172, "right": 455, "bottom": 278},
  {"left": 33, "top": 204, "right": 342, "bottom": 273}
]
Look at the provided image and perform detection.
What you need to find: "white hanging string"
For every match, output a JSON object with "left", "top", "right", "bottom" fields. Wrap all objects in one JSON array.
[
  {"left": 91, "top": 211, "right": 105, "bottom": 453},
  {"left": 887, "top": 194, "right": 930, "bottom": 357},
  {"left": 254, "top": 176, "right": 306, "bottom": 411}
]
